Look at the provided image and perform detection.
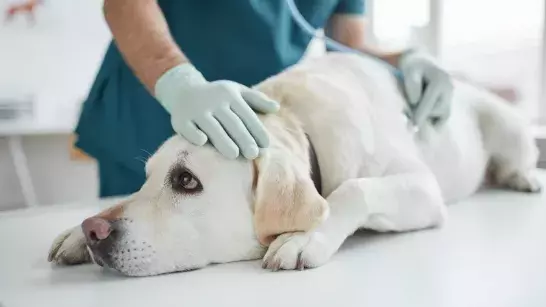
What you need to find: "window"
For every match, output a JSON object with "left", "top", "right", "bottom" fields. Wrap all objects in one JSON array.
[
  {"left": 372, "top": 0, "right": 429, "bottom": 51},
  {"left": 370, "top": 0, "right": 544, "bottom": 121}
]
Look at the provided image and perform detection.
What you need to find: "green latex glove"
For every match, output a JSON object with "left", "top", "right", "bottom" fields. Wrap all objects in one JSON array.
[
  {"left": 399, "top": 51, "right": 454, "bottom": 128},
  {"left": 155, "top": 63, "right": 279, "bottom": 159}
]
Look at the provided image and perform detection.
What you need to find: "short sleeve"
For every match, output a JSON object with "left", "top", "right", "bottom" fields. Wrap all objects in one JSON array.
[{"left": 334, "top": 0, "right": 366, "bottom": 15}]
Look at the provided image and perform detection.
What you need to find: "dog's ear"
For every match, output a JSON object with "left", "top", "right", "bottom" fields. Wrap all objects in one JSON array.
[{"left": 253, "top": 146, "right": 329, "bottom": 246}]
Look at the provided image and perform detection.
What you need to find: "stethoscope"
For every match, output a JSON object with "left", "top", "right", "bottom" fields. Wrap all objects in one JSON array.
[
  {"left": 284, "top": 0, "right": 400, "bottom": 76},
  {"left": 285, "top": 0, "right": 421, "bottom": 132}
]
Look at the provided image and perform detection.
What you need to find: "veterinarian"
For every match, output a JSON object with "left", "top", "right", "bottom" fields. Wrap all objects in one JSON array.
[{"left": 75, "top": 0, "right": 453, "bottom": 197}]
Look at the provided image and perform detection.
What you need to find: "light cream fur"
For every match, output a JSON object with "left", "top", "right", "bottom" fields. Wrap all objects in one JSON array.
[{"left": 254, "top": 106, "right": 329, "bottom": 246}]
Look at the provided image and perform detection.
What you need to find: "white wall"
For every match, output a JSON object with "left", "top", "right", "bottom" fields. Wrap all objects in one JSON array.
[
  {"left": 0, "top": 0, "right": 109, "bottom": 210},
  {"left": 0, "top": 135, "right": 98, "bottom": 210},
  {"left": 0, "top": 0, "right": 110, "bottom": 106}
]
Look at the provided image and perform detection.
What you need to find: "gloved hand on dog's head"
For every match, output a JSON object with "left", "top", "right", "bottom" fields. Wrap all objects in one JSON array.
[{"left": 155, "top": 63, "right": 279, "bottom": 160}]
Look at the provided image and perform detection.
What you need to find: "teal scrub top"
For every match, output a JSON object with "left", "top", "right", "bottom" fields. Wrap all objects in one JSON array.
[{"left": 76, "top": 0, "right": 365, "bottom": 176}]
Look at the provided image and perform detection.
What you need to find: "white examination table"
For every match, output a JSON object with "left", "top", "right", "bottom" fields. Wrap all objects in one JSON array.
[{"left": 1, "top": 172, "right": 546, "bottom": 307}]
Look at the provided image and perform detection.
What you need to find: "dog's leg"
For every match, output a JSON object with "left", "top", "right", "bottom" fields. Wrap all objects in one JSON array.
[
  {"left": 263, "top": 172, "right": 446, "bottom": 271},
  {"left": 48, "top": 225, "right": 91, "bottom": 265},
  {"left": 489, "top": 157, "right": 542, "bottom": 193},
  {"left": 479, "top": 96, "right": 542, "bottom": 193}
]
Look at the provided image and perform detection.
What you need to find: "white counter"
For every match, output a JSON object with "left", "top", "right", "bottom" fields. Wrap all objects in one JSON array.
[
  {"left": 0, "top": 100, "right": 79, "bottom": 137},
  {"left": 1, "top": 174, "right": 546, "bottom": 307}
]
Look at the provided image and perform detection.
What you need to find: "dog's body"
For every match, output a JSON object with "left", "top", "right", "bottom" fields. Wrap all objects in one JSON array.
[
  {"left": 261, "top": 53, "right": 538, "bottom": 202},
  {"left": 48, "top": 53, "right": 540, "bottom": 276}
]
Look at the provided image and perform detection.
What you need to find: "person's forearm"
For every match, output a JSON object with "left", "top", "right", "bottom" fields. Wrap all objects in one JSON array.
[
  {"left": 325, "top": 14, "right": 403, "bottom": 67},
  {"left": 103, "top": 0, "right": 187, "bottom": 93}
]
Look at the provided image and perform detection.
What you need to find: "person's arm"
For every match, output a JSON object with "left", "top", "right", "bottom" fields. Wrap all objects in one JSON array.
[
  {"left": 102, "top": 0, "right": 279, "bottom": 160},
  {"left": 103, "top": 0, "right": 186, "bottom": 93},
  {"left": 326, "top": 13, "right": 453, "bottom": 129},
  {"left": 325, "top": 14, "right": 403, "bottom": 67}
]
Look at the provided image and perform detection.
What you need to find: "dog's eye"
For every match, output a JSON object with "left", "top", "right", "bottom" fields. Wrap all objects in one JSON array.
[{"left": 170, "top": 167, "right": 202, "bottom": 194}]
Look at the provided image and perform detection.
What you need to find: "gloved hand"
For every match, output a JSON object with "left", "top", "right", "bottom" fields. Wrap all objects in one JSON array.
[
  {"left": 399, "top": 51, "right": 454, "bottom": 128},
  {"left": 155, "top": 63, "right": 279, "bottom": 160}
]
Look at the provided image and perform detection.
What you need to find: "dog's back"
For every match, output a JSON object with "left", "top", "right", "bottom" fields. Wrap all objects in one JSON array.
[
  {"left": 257, "top": 53, "right": 539, "bottom": 201},
  {"left": 258, "top": 53, "right": 432, "bottom": 197}
]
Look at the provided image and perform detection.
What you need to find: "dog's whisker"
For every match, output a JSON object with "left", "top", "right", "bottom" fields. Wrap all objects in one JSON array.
[{"left": 140, "top": 149, "right": 153, "bottom": 159}]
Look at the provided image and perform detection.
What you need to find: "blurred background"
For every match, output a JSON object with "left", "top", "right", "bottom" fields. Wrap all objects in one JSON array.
[{"left": 0, "top": 0, "right": 544, "bottom": 211}]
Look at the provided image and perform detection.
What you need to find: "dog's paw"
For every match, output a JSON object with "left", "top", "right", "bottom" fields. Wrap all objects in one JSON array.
[
  {"left": 48, "top": 226, "right": 91, "bottom": 265},
  {"left": 262, "top": 232, "right": 336, "bottom": 271},
  {"left": 503, "top": 172, "right": 542, "bottom": 193}
]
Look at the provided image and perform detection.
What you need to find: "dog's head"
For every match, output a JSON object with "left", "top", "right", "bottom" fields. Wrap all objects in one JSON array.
[{"left": 81, "top": 133, "right": 328, "bottom": 276}]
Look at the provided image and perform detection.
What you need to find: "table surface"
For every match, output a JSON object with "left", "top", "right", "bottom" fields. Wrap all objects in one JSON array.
[{"left": 1, "top": 176, "right": 546, "bottom": 307}]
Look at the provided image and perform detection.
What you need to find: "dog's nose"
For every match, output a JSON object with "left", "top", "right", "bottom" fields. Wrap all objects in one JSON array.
[{"left": 82, "top": 217, "right": 112, "bottom": 245}]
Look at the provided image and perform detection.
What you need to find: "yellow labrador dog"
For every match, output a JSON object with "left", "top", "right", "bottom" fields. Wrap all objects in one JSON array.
[{"left": 48, "top": 53, "right": 541, "bottom": 276}]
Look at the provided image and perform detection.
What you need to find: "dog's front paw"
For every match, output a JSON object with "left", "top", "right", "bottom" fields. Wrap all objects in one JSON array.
[
  {"left": 262, "top": 232, "right": 337, "bottom": 271},
  {"left": 48, "top": 226, "right": 91, "bottom": 265}
]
